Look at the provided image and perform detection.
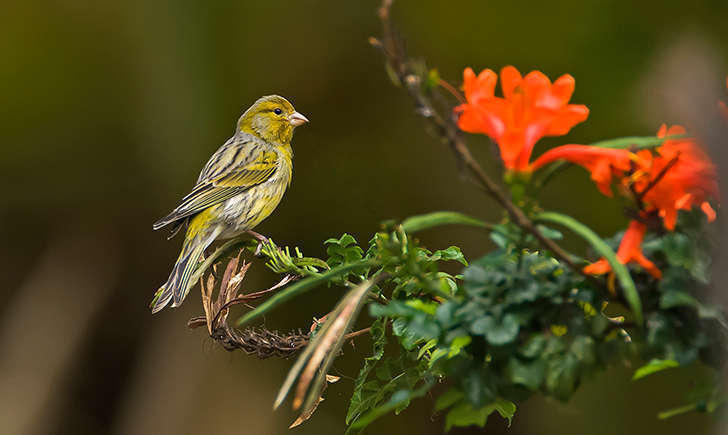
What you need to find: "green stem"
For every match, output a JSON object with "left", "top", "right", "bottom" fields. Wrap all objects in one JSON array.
[
  {"left": 657, "top": 403, "right": 698, "bottom": 419},
  {"left": 401, "top": 211, "right": 493, "bottom": 233}
]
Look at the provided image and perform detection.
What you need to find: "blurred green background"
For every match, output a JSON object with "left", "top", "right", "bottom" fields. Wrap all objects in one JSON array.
[{"left": 1, "top": 0, "right": 727, "bottom": 434}]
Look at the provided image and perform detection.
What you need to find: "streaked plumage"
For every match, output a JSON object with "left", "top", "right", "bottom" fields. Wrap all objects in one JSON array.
[{"left": 151, "top": 95, "right": 308, "bottom": 313}]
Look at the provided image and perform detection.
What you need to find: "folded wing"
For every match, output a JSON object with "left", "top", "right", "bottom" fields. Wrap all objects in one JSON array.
[{"left": 153, "top": 137, "right": 279, "bottom": 230}]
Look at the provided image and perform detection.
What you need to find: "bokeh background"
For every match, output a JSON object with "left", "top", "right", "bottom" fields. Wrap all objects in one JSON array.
[{"left": 2, "top": 1, "right": 728, "bottom": 434}]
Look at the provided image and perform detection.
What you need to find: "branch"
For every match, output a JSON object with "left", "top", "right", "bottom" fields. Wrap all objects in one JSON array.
[{"left": 372, "top": 0, "right": 584, "bottom": 276}]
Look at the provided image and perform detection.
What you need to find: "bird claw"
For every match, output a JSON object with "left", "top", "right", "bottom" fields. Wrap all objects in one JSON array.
[
  {"left": 246, "top": 230, "right": 268, "bottom": 258},
  {"left": 254, "top": 242, "right": 264, "bottom": 258}
]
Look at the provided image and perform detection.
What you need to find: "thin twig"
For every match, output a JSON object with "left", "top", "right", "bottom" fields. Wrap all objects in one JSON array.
[
  {"left": 636, "top": 153, "right": 680, "bottom": 201},
  {"left": 439, "top": 79, "right": 466, "bottom": 104},
  {"left": 343, "top": 327, "right": 372, "bottom": 341}
]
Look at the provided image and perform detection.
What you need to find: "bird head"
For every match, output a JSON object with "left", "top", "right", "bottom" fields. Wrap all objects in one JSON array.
[{"left": 237, "top": 95, "right": 309, "bottom": 144}]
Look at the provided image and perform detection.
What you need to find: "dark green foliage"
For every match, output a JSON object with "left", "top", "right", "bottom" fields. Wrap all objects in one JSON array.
[
  {"left": 233, "top": 210, "right": 725, "bottom": 431},
  {"left": 352, "top": 212, "right": 722, "bottom": 430}
]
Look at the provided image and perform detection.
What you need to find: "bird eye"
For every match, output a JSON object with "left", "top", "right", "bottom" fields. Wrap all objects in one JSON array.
[{"left": 274, "top": 108, "right": 283, "bottom": 115}]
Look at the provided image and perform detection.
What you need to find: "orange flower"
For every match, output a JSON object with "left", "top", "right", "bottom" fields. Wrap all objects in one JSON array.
[
  {"left": 629, "top": 125, "right": 719, "bottom": 230},
  {"left": 532, "top": 125, "right": 718, "bottom": 230},
  {"left": 456, "top": 66, "right": 589, "bottom": 170},
  {"left": 538, "top": 125, "right": 718, "bottom": 279},
  {"left": 583, "top": 220, "right": 662, "bottom": 279},
  {"left": 530, "top": 145, "right": 633, "bottom": 196}
]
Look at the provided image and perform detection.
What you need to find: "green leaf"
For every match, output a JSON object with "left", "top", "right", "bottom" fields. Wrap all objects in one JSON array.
[
  {"left": 507, "top": 358, "right": 546, "bottom": 390},
  {"left": 417, "top": 339, "right": 438, "bottom": 359},
  {"left": 350, "top": 381, "right": 433, "bottom": 429},
  {"left": 435, "top": 389, "right": 464, "bottom": 411},
  {"left": 536, "top": 211, "right": 643, "bottom": 325},
  {"left": 469, "top": 315, "right": 494, "bottom": 336},
  {"left": 429, "top": 348, "right": 448, "bottom": 367},
  {"left": 347, "top": 318, "right": 389, "bottom": 424},
  {"left": 401, "top": 211, "right": 491, "bottom": 233},
  {"left": 325, "top": 233, "right": 364, "bottom": 267},
  {"left": 491, "top": 399, "right": 517, "bottom": 427},
  {"left": 324, "top": 233, "right": 358, "bottom": 246},
  {"left": 406, "top": 299, "right": 438, "bottom": 315},
  {"left": 444, "top": 398, "right": 517, "bottom": 431},
  {"left": 660, "top": 291, "right": 726, "bottom": 323},
  {"left": 632, "top": 359, "right": 680, "bottom": 380},
  {"left": 570, "top": 336, "right": 596, "bottom": 365},
  {"left": 545, "top": 354, "right": 579, "bottom": 400},
  {"left": 461, "top": 367, "right": 497, "bottom": 406},
  {"left": 431, "top": 246, "right": 468, "bottom": 266},
  {"left": 236, "top": 259, "right": 376, "bottom": 326},
  {"left": 448, "top": 336, "right": 472, "bottom": 358},
  {"left": 445, "top": 402, "right": 489, "bottom": 431},
  {"left": 369, "top": 301, "right": 420, "bottom": 318},
  {"left": 486, "top": 314, "right": 519, "bottom": 346},
  {"left": 536, "top": 224, "right": 563, "bottom": 240},
  {"left": 648, "top": 232, "right": 711, "bottom": 284},
  {"left": 519, "top": 334, "right": 547, "bottom": 359}
]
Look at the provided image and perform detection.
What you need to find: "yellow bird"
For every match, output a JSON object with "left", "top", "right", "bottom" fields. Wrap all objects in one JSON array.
[{"left": 151, "top": 95, "right": 308, "bottom": 313}]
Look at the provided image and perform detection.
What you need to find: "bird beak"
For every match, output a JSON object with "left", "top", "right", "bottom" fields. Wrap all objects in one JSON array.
[{"left": 288, "top": 111, "right": 309, "bottom": 127}]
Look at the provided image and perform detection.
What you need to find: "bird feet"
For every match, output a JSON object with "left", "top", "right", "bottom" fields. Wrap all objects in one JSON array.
[{"left": 246, "top": 230, "right": 268, "bottom": 257}]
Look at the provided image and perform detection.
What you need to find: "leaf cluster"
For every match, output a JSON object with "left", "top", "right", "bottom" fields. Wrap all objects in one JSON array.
[{"left": 222, "top": 212, "right": 724, "bottom": 432}]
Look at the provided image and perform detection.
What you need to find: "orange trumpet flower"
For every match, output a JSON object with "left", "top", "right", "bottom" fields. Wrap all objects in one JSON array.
[
  {"left": 455, "top": 66, "right": 589, "bottom": 171},
  {"left": 576, "top": 125, "right": 718, "bottom": 278},
  {"left": 629, "top": 125, "right": 718, "bottom": 230}
]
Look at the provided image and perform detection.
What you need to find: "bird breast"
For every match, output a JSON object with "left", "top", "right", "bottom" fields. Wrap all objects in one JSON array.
[{"left": 218, "top": 149, "right": 292, "bottom": 238}]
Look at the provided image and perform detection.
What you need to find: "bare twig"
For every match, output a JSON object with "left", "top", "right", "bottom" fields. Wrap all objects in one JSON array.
[
  {"left": 438, "top": 79, "right": 466, "bottom": 104},
  {"left": 373, "top": 0, "right": 584, "bottom": 276}
]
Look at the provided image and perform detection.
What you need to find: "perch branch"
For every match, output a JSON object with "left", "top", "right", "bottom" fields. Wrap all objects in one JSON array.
[{"left": 187, "top": 253, "right": 371, "bottom": 358}]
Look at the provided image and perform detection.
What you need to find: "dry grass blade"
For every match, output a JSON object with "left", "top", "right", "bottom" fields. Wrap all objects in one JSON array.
[
  {"left": 273, "top": 304, "right": 346, "bottom": 409},
  {"left": 200, "top": 270, "right": 216, "bottom": 335},
  {"left": 293, "top": 290, "right": 361, "bottom": 410},
  {"left": 288, "top": 376, "right": 340, "bottom": 429},
  {"left": 218, "top": 251, "right": 240, "bottom": 301},
  {"left": 273, "top": 277, "right": 383, "bottom": 420},
  {"left": 212, "top": 251, "right": 247, "bottom": 328}
]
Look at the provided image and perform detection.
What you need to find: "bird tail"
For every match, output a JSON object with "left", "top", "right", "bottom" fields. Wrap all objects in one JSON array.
[{"left": 150, "top": 232, "right": 217, "bottom": 313}]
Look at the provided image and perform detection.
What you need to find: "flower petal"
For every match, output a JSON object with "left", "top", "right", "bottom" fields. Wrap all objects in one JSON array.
[
  {"left": 701, "top": 201, "right": 717, "bottom": 222},
  {"left": 551, "top": 74, "right": 576, "bottom": 105},
  {"left": 545, "top": 105, "right": 590, "bottom": 136},
  {"left": 583, "top": 259, "right": 611, "bottom": 275},
  {"left": 500, "top": 66, "right": 523, "bottom": 98}
]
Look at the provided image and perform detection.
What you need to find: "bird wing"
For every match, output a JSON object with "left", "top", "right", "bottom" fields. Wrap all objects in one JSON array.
[{"left": 153, "top": 136, "right": 279, "bottom": 230}]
